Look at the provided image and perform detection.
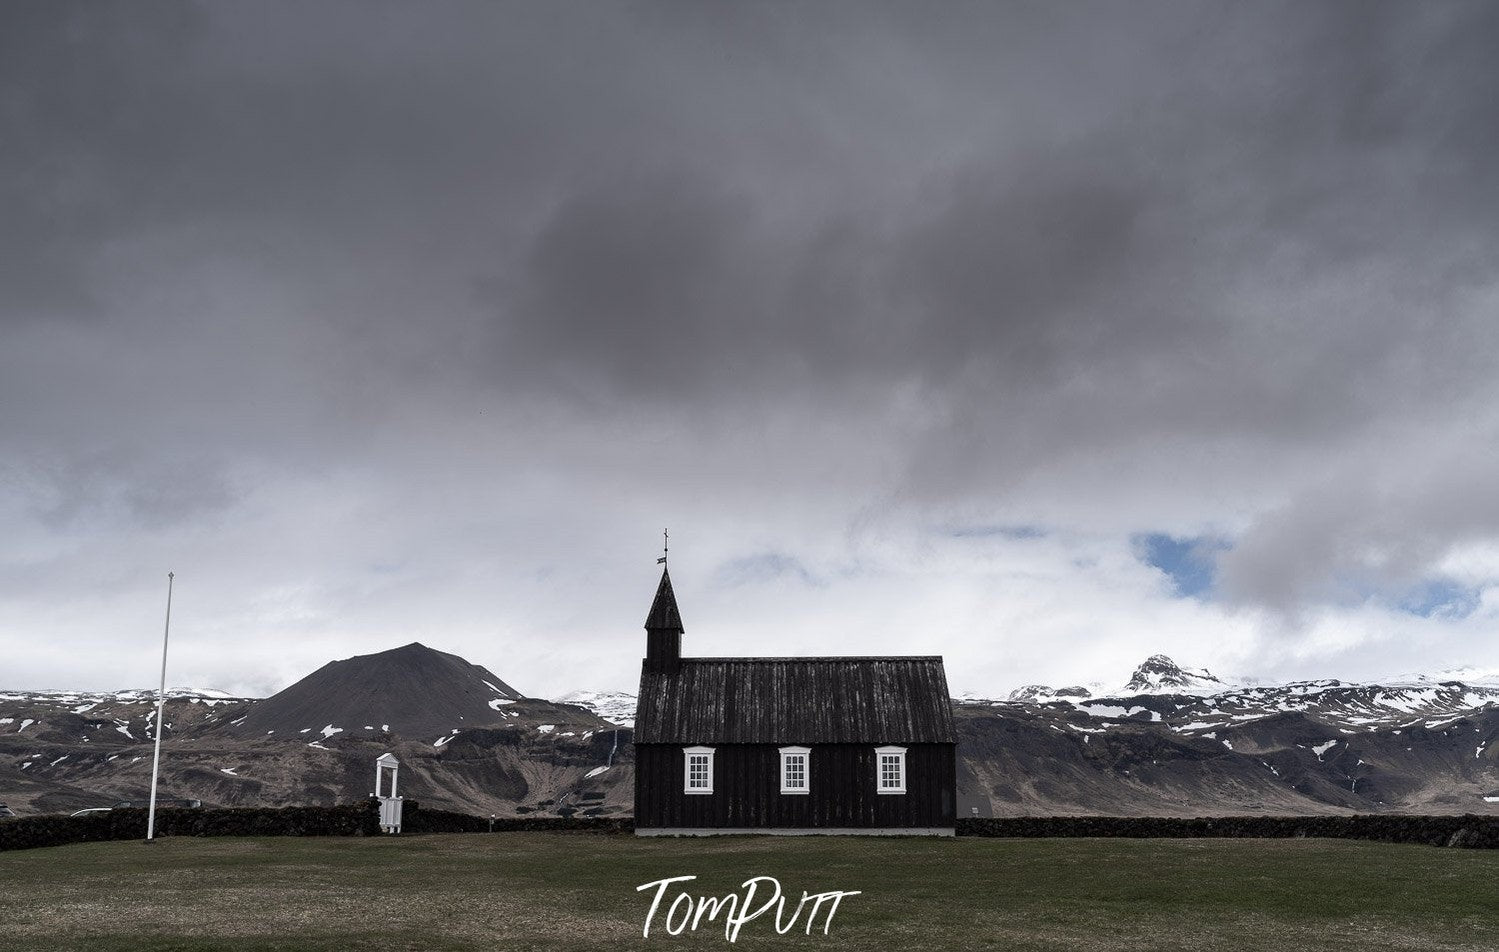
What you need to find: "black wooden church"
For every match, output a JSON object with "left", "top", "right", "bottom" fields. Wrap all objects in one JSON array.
[{"left": 633, "top": 565, "right": 956, "bottom": 835}]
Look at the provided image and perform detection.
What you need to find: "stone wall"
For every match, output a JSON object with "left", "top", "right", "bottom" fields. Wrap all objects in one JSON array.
[
  {"left": 400, "top": 801, "right": 633, "bottom": 834},
  {"left": 0, "top": 800, "right": 381, "bottom": 852},
  {"left": 10, "top": 806, "right": 1499, "bottom": 852},
  {"left": 955, "top": 814, "right": 1499, "bottom": 848}
]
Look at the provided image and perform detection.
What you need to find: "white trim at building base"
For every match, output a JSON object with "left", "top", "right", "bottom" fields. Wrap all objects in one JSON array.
[{"left": 635, "top": 827, "right": 955, "bottom": 837}]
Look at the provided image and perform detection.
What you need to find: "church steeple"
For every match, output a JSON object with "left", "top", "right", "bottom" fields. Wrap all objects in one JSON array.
[
  {"left": 644, "top": 565, "right": 684, "bottom": 673},
  {"left": 645, "top": 566, "right": 684, "bottom": 632}
]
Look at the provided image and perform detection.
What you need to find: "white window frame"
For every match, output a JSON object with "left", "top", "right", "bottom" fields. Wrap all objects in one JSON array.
[
  {"left": 684, "top": 746, "right": 715, "bottom": 795},
  {"left": 779, "top": 746, "right": 811, "bottom": 795},
  {"left": 875, "top": 745, "right": 907, "bottom": 795}
]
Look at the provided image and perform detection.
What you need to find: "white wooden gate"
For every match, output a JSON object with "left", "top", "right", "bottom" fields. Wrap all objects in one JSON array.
[
  {"left": 379, "top": 795, "right": 404, "bottom": 833},
  {"left": 374, "top": 752, "right": 403, "bottom": 833}
]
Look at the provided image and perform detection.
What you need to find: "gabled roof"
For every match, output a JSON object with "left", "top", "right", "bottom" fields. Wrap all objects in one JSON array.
[
  {"left": 644, "top": 567, "right": 684, "bottom": 632},
  {"left": 635, "top": 656, "right": 955, "bottom": 744}
]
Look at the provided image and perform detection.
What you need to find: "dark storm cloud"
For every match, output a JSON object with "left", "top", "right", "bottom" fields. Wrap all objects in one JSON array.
[
  {"left": 500, "top": 0, "right": 1499, "bottom": 621},
  {"left": 0, "top": 3, "right": 204, "bottom": 318},
  {"left": 492, "top": 142, "right": 1197, "bottom": 406},
  {"left": 5, "top": 0, "right": 1499, "bottom": 694},
  {"left": 485, "top": 1, "right": 1499, "bottom": 424}
]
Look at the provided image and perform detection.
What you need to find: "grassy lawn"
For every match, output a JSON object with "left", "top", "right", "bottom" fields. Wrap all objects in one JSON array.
[{"left": 2, "top": 833, "right": 1497, "bottom": 951}]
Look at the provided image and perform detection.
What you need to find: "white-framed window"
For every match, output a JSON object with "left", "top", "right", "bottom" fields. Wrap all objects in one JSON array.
[
  {"left": 684, "top": 746, "right": 715, "bottom": 795},
  {"left": 779, "top": 746, "right": 811, "bottom": 795},
  {"left": 875, "top": 745, "right": 907, "bottom": 795}
]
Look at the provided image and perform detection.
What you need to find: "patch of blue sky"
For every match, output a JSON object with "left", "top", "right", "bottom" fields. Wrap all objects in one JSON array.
[
  {"left": 1396, "top": 577, "right": 1482, "bottom": 619},
  {"left": 1134, "top": 533, "right": 1228, "bottom": 599}
]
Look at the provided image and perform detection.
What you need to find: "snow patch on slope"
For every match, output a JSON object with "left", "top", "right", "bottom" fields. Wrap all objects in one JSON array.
[{"left": 554, "top": 690, "right": 636, "bottom": 728}]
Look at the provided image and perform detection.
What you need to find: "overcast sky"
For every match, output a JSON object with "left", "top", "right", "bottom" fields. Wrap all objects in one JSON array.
[{"left": 5, "top": 1, "right": 1499, "bottom": 699}]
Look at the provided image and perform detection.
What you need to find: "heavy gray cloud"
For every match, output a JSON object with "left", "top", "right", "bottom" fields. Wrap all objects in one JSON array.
[{"left": 4, "top": 1, "right": 1499, "bottom": 696}]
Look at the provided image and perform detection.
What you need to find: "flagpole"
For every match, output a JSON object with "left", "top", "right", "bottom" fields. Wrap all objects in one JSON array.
[{"left": 146, "top": 572, "right": 174, "bottom": 843}]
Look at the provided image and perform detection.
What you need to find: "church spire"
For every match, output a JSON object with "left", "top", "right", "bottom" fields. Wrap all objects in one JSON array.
[
  {"left": 644, "top": 564, "right": 685, "bottom": 633},
  {"left": 644, "top": 545, "right": 684, "bottom": 673}
]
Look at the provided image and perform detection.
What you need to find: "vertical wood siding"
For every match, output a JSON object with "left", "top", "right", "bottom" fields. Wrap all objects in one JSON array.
[{"left": 635, "top": 743, "right": 956, "bottom": 828}]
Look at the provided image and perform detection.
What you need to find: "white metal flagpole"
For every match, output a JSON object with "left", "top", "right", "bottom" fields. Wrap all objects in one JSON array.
[{"left": 146, "top": 571, "right": 174, "bottom": 842}]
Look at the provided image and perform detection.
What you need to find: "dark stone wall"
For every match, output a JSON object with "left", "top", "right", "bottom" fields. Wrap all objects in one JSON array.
[
  {"left": 0, "top": 799, "right": 634, "bottom": 852},
  {"left": 0, "top": 800, "right": 382, "bottom": 852},
  {"left": 399, "top": 801, "right": 633, "bottom": 834},
  {"left": 10, "top": 804, "right": 1499, "bottom": 852},
  {"left": 955, "top": 814, "right": 1499, "bottom": 848}
]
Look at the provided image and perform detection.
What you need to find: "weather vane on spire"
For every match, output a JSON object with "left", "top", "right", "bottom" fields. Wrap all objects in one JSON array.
[{"left": 658, "top": 528, "right": 668, "bottom": 566}]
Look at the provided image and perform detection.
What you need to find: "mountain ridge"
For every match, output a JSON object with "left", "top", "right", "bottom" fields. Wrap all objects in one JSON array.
[
  {"left": 0, "top": 642, "right": 631, "bottom": 819},
  {"left": 9, "top": 651, "right": 1499, "bottom": 819}
]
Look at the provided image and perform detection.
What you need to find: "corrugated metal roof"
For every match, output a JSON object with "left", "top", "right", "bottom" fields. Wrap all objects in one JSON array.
[{"left": 635, "top": 656, "right": 955, "bottom": 744}]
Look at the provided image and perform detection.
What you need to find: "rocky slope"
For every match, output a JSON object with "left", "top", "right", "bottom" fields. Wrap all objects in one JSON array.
[
  {"left": 956, "top": 656, "right": 1499, "bottom": 816},
  {"left": 0, "top": 644, "right": 633, "bottom": 818}
]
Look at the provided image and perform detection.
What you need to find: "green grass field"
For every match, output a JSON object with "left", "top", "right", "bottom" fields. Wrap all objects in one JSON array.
[{"left": 2, "top": 833, "right": 1497, "bottom": 951}]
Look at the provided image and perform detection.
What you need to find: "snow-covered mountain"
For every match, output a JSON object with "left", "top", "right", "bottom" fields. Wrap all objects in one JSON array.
[
  {"left": 963, "top": 654, "right": 1499, "bottom": 733},
  {"left": 1003, "top": 684, "right": 1094, "bottom": 704},
  {"left": 549, "top": 653, "right": 1499, "bottom": 739},
  {"left": 1120, "top": 654, "right": 1228, "bottom": 695},
  {"left": 952, "top": 653, "right": 1499, "bottom": 816},
  {"left": 0, "top": 688, "right": 251, "bottom": 745},
  {"left": 0, "top": 687, "right": 246, "bottom": 708},
  {"left": 989, "top": 673, "right": 1499, "bottom": 734},
  {"left": 1386, "top": 667, "right": 1499, "bottom": 690},
  {"left": 554, "top": 690, "right": 638, "bottom": 728}
]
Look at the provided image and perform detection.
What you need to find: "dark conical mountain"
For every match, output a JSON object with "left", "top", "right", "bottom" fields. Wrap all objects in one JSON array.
[{"left": 230, "top": 642, "right": 527, "bottom": 742}]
